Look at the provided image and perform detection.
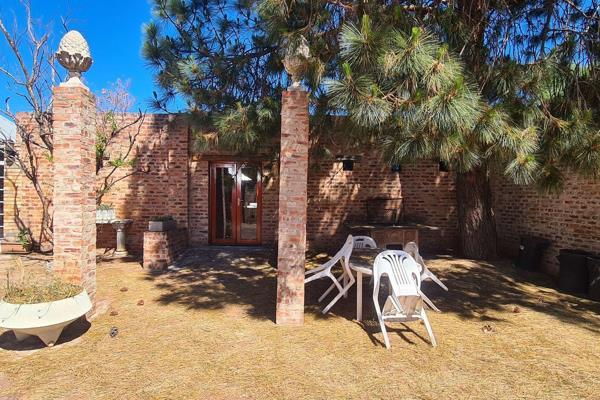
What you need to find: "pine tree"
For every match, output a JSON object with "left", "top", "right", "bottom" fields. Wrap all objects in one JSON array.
[{"left": 144, "top": 0, "right": 600, "bottom": 259}]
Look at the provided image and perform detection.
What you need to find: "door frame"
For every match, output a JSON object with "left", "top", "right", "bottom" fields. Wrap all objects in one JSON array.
[{"left": 209, "top": 161, "right": 263, "bottom": 245}]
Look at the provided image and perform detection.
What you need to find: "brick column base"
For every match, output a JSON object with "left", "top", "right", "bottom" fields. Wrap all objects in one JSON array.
[
  {"left": 52, "top": 82, "right": 97, "bottom": 303},
  {"left": 276, "top": 90, "right": 309, "bottom": 325}
]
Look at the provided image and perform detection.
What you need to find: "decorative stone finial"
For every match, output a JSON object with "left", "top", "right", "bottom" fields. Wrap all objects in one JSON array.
[
  {"left": 282, "top": 36, "right": 310, "bottom": 90},
  {"left": 55, "top": 30, "right": 93, "bottom": 86}
]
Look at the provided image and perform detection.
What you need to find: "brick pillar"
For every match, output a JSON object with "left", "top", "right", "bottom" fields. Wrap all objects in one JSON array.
[
  {"left": 52, "top": 83, "right": 97, "bottom": 303},
  {"left": 276, "top": 90, "right": 309, "bottom": 325}
]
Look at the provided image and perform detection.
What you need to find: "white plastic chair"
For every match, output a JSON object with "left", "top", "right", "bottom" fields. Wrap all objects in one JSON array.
[
  {"left": 404, "top": 242, "right": 448, "bottom": 291},
  {"left": 353, "top": 236, "right": 377, "bottom": 249},
  {"left": 305, "top": 235, "right": 355, "bottom": 314},
  {"left": 372, "top": 250, "right": 437, "bottom": 348}
]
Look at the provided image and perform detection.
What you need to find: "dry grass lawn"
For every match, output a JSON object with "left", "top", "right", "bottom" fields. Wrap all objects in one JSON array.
[{"left": 1, "top": 247, "right": 599, "bottom": 399}]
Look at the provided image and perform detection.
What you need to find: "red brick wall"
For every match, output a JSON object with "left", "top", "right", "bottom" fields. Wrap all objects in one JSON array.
[
  {"left": 493, "top": 174, "right": 600, "bottom": 275},
  {"left": 261, "top": 170, "right": 279, "bottom": 244},
  {"left": 8, "top": 111, "right": 459, "bottom": 256},
  {"left": 5, "top": 113, "right": 189, "bottom": 255},
  {"left": 188, "top": 159, "right": 209, "bottom": 245},
  {"left": 95, "top": 113, "right": 189, "bottom": 254},
  {"left": 4, "top": 113, "right": 54, "bottom": 249},
  {"left": 143, "top": 228, "right": 188, "bottom": 271},
  {"left": 305, "top": 157, "right": 457, "bottom": 253}
]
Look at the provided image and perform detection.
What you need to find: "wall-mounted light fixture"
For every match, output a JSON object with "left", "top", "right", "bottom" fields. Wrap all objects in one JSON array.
[
  {"left": 336, "top": 155, "right": 359, "bottom": 172},
  {"left": 439, "top": 160, "right": 449, "bottom": 173}
]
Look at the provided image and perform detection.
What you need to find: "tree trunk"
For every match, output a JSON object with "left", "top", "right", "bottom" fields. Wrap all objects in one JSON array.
[{"left": 456, "top": 167, "right": 497, "bottom": 260}]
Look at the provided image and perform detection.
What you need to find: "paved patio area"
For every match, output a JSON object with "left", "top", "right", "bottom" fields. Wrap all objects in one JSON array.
[{"left": 1, "top": 247, "right": 599, "bottom": 399}]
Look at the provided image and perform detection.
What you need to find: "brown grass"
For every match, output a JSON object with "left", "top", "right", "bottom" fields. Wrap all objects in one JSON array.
[
  {"left": 2, "top": 279, "right": 82, "bottom": 304},
  {"left": 1, "top": 248, "right": 599, "bottom": 399},
  {"left": 1, "top": 256, "right": 82, "bottom": 303}
]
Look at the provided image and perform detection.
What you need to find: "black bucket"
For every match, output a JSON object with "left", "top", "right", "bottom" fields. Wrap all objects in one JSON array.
[
  {"left": 516, "top": 236, "right": 551, "bottom": 271},
  {"left": 557, "top": 249, "right": 593, "bottom": 294},
  {"left": 587, "top": 256, "right": 600, "bottom": 301}
]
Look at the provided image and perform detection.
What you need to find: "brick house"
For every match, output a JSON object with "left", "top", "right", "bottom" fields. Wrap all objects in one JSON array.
[{"left": 4, "top": 98, "right": 600, "bottom": 280}]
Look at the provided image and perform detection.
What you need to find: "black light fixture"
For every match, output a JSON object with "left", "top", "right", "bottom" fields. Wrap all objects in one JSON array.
[
  {"left": 439, "top": 160, "right": 449, "bottom": 173},
  {"left": 336, "top": 155, "right": 358, "bottom": 172},
  {"left": 391, "top": 163, "right": 402, "bottom": 173}
]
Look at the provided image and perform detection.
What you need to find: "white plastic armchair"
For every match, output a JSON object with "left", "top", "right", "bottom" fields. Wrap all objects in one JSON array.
[
  {"left": 305, "top": 235, "right": 355, "bottom": 314},
  {"left": 372, "top": 250, "right": 437, "bottom": 348},
  {"left": 353, "top": 236, "right": 377, "bottom": 249},
  {"left": 404, "top": 242, "right": 448, "bottom": 291}
]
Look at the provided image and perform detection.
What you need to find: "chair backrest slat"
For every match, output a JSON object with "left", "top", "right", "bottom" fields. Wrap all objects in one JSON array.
[
  {"left": 374, "top": 250, "right": 421, "bottom": 298},
  {"left": 327, "top": 234, "right": 354, "bottom": 267},
  {"left": 353, "top": 236, "right": 377, "bottom": 249}
]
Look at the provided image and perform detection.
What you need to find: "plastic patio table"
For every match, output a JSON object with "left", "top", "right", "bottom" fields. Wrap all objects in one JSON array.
[{"left": 349, "top": 248, "right": 383, "bottom": 321}]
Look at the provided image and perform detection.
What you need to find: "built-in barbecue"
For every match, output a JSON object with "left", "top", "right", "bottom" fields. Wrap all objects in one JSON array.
[{"left": 347, "top": 197, "right": 438, "bottom": 249}]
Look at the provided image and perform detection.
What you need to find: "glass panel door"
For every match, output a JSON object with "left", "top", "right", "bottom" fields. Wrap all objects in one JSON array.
[
  {"left": 210, "top": 161, "right": 262, "bottom": 245},
  {"left": 237, "top": 164, "right": 261, "bottom": 243},
  {"left": 211, "top": 163, "right": 237, "bottom": 243}
]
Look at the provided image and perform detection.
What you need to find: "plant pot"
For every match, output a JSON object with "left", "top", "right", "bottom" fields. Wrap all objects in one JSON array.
[
  {"left": 1, "top": 241, "right": 32, "bottom": 254},
  {"left": 96, "top": 208, "right": 115, "bottom": 223},
  {"left": 557, "top": 249, "right": 593, "bottom": 294},
  {"left": 0, "top": 289, "right": 92, "bottom": 346},
  {"left": 148, "top": 219, "right": 176, "bottom": 232}
]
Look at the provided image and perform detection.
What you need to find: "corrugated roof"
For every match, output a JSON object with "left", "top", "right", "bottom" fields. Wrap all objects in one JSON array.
[{"left": 0, "top": 115, "right": 15, "bottom": 140}]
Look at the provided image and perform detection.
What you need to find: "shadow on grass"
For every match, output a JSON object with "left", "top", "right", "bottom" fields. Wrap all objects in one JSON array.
[
  {"left": 143, "top": 246, "right": 600, "bottom": 337},
  {"left": 143, "top": 246, "right": 282, "bottom": 322},
  {"left": 143, "top": 246, "right": 359, "bottom": 323},
  {"left": 426, "top": 258, "right": 600, "bottom": 333},
  {"left": 0, "top": 317, "right": 91, "bottom": 351}
]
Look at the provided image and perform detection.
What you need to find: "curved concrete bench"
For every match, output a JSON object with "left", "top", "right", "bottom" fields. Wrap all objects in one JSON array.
[{"left": 0, "top": 290, "right": 92, "bottom": 346}]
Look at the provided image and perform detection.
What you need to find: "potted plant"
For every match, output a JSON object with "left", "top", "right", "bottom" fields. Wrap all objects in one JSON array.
[
  {"left": 96, "top": 204, "right": 116, "bottom": 223},
  {"left": 1, "top": 229, "right": 32, "bottom": 254},
  {"left": 148, "top": 216, "right": 176, "bottom": 232},
  {"left": 0, "top": 260, "right": 92, "bottom": 346}
]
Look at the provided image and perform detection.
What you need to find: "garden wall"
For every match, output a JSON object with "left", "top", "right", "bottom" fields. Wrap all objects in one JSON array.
[
  {"left": 305, "top": 157, "right": 457, "bottom": 252},
  {"left": 5, "top": 113, "right": 189, "bottom": 254},
  {"left": 6, "top": 111, "right": 459, "bottom": 255},
  {"left": 493, "top": 174, "right": 600, "bottom": 275},
  {"left": 95, "top": 113, "right": 189, "bottom": 254},
  {"left": 3, "top": 113, "right": 54, "bottom": 249}
]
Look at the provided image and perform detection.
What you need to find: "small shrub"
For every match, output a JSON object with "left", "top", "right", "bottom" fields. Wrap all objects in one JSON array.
[
  {"left": 2, "top": 257, "right": 83, "bottom": 304},
  {"left": 149, "top": 216, "right": 174, "bottom": 222},
  {"left": 3, "top": 279, "right": 82, "bottom": 304},
  {"left": 17, "top": 229, "right": 31, "bottom": 249}
]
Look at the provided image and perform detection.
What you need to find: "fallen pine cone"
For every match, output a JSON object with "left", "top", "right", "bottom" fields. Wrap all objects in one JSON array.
[
  {"left": 110, "top": 310, "right": 119, "bottom": 317},
  {"left": 109, "top": 327, "right": 119, "bottom": 338},
  {"left": 120, "top": 287, "right": 128, "bottom": 292},
  {"left": 137, "top": 299, "right": 144, "bottom": 306},
  {"left": 482, "top": 324, "right": 494, "bottom": 334},
  {"left": 513, "top": 306, "right": 521, "bottom": 313}
]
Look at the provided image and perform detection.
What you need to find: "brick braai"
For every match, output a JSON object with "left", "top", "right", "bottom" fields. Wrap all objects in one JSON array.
[
  {"left": 276, "top": 90, "right": 309, "bottom": 325},
  {"left": 52, "top": 83, "right": 97, "bottom": 302}
]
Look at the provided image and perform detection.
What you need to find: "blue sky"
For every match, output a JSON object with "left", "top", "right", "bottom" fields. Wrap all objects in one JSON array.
[{"left": 0, "top": 0, "right": 158, "bottom": 112}]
